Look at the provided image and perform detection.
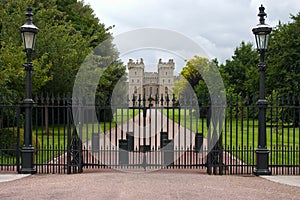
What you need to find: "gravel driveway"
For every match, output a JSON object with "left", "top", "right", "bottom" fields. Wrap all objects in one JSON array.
[{"left": 0, "top": 170, "right": 299, "bottom": 200}]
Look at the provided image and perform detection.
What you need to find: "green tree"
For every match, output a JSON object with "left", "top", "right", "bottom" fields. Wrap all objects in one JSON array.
[
  {"left": 266, "top": 13, "right": 300, "bottom": 96},
  {"left": 173, "top": 77, "right": 189, "bottom": 99},
  {"left": 266, "top": 13, "right": 300, "bottom": 125},
  {"left": 181, "top": 56, "right": 224, "bottom": 100},
  {"left": 56, "top": 0, "right": 113, "bottom": 48},
  {"left": 0, "top": 0, "right": 123, "bottom": 96},
  {"left": 0, "top": 0, "right": 51, "bottom": 96},
  {"left": 219, "top": 42, "right": 259, "bottom": 98}
]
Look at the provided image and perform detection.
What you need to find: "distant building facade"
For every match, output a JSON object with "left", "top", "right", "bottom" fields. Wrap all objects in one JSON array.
[{"left": 128, "top": 58, "right": 176, "bottom": 105}]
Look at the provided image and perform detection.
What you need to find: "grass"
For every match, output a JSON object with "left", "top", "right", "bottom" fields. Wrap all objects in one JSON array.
[
  {"left": 113, "top": 108, "right": 141, "bottom": 124},
  {"left": 33, "top": 122, "right": 116, "bottom": 163},
  {"left": 163, "top": 108, "right": 209, "bottom": 136},
  {"left": 1, "top": 108, "right": 299, "bottom": 166},
  {"left": 33, "top": 108, "right": 139, "bottom": 163},
  {"left": 163, "top": 108, "right": 300, "bottom": 165},
  {"left": 0, "top": 151, "right": 18, "bottom": 165},
  {"left": 32, "top": 108, "right": 299, "bottom": 165}
]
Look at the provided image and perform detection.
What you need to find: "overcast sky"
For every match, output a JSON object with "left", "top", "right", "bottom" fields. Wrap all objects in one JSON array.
[{"left": 84, "top": 0, "right": 300, "bottom": 68}]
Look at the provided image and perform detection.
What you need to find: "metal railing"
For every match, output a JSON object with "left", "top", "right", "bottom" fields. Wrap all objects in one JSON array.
[{"left": 0, "top": 94, "right": 299, "bottom": 175}]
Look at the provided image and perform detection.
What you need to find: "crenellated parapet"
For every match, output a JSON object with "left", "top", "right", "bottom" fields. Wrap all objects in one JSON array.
[
  {"left": 128, "top": 58, "right": 144, "bottom": 69},
  {"left": 158, "top": 58, "right": 175, "bottom": 69}
]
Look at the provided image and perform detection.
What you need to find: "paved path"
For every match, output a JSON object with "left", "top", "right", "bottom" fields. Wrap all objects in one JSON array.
[
  {"left": 0, "top": 174, "right": 29, "bottom": 183},
  {"left": 261, "top": 175, "right": 300, "bottom": 187},
  {"left": 99, "top": 109, "right": 204, "bottom": 150},
  {"left": 0, "top": 171, "right": 299, "bottom": 200},
  {"left": 69, "top": 109, "right": 209, "bottom": 171}
]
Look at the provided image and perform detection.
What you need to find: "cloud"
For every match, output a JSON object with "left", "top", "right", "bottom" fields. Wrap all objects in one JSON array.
[{"left": 85, "top": 0, "right": 300, "bottom": 63}]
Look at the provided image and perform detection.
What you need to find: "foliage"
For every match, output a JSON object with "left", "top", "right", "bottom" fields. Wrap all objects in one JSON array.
[
  {"left": 56, "top": 0, "right": 113, "bottom": 48},
  {"left": 96, "top": 61, "right": 127, "bottom": 103},
  {"left": 0, "top": 127, "right": 38, "bottom": 156},
  {"left": 266, "top": 13, "right": 300, "bottom": 97},
  {"left": 0, "top": 0, "right": 123, "bottom": 96},
  {"left": 180, "top": 56, "right": 224, "bottom": 101},
  {"left": 219, "top": 12, "right": 300, "bottom": 100},
  {"left": 266, "top": 90, "right": 284, "bottom": 124},
  {"left": 0, "top": 0, "right": 50, "bottom": 95},
  {"left": 95, "top": 61, "right": 127, "bottom": 121},
  {"left": 219, "top": 42, "right": 259, "bottom": 98},
  {"left": 173, "top": 77, "right": 190, "bottom": 100},
  {"left": 265, "top": 13, "right": 300, "bottom": 125}
]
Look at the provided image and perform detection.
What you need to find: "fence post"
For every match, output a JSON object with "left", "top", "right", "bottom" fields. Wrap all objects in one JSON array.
[
  {"left": 16, "top": 105, "right": 21, "bottom": 173},
  {"left": 67, "top": 102, "right": 72, "bottom": 174}
]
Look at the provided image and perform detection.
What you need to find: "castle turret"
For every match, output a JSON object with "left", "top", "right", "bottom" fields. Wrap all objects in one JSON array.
[
  {"left": 158, "top": 59, "right": 175, "bottom": 97},
  {"left": 128, "top": 58, "right": 144, "bottom": 101}
]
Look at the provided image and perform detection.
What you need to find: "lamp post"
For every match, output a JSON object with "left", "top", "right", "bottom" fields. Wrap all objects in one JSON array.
[
  {"left": 20, "top": 7, "right": 39, "bottom": 174},
  {"left": 252, "top": 5, "right": 272, "bottom": 176}
]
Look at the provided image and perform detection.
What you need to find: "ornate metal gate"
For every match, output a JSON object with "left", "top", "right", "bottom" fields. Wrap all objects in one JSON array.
[
  {"left": 78, "top": 95, "right": 223, "bottom": 173},
  {"left": 1, "top": 94, "right": 298, "bottom": 175}
]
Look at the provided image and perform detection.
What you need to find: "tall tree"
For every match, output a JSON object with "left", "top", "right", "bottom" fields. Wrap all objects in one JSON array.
[
  {"left": 266, "top": 13, "right": 300, "bottom": 125},
  {"left": 266, "top": 13, "right": 300, "bottom": 96},
  {"left": 180, "top": 56, "right": 224, "bottom": 101},
  {"left": 0, "top": 0, "right": 124, "bottom": 96},
  {"left": 220, "top": 42, "right": 259, "bottom": 98},
  {"left": 55, "top": 0, "right": 113, "bottom": 47},
  {"left": 0, "top": 0, "right": 51, "bottom": 96}
]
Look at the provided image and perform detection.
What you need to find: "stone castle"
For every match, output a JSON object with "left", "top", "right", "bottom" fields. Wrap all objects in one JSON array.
[{"left": 128, "top": 58, "right": 176, "bottom": 103}]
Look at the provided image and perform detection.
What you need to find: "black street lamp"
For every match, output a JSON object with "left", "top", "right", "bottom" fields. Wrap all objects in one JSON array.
[
  {"left": 20, "top": 7, "right": 39, "bottom": 174},
  {"left": 252, "top": 5, "right": 272, "bottom": 176}
]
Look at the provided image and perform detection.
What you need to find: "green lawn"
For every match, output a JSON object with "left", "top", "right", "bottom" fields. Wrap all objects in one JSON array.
[
  {"left": 1, "top": 107, "right": 299, "bottom": 166},
  {"left": 31, "top": 108, "right": 140, "bottom": 163},
  {"left": 33, "top": 122, "right": 115, "bottom": 163},
  {"left": 0, "top": 151, "right": 18, "bottom": 165},
  {"left": 163, "top": 108, "right": 300, "bottom": 165},
  {"left": 113, "top": 108, "right": 141, "bottom": 123}
]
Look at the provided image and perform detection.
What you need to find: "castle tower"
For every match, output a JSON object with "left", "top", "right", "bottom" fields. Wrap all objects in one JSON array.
[
  {"left": 128, "top": 58, "right": 144, "bottom": 101},
  {"left": 127, "top": 58, "right": 175, "bottom": 106},
  {"left": 158, "top": 59, "right": 175, "bottom": 98}
]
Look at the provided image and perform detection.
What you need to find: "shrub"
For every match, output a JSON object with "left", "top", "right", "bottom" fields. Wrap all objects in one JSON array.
[{"left": 0, "top": 127, "right": 38, "bottom": 156}]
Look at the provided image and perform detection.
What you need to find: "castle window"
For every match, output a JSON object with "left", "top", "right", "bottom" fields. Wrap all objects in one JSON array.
[
  {"left": 166, "top": 72, "right": 167, "bottom": 75},
  {"left": 135, "top": 72, "right": 137, "bottom": 75},
  {"left": 137, "top": 79, "right": 139, "bottom": 83},
  {"left": 165, "top": 87, "right": 168, "bottom": 94},
  {"left": 132, "top": 79, "right": 134, "bottom": 83},
  {"left": 168, "top": 79, "right": 170, "bottom": 83},
  {"left": 134, "top": 86, "right": 137, "bottom": 94}
]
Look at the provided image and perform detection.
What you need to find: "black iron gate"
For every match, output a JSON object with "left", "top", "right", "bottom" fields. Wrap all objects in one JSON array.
[
  {"left": 1, "top": 94, "right": 299, "bottom": 175},
  {"left": 77, "top": 95, "right": 225, "bottom": 174},
  {"left": 0, "top": 102, "right": 21, "bottom": 173}
]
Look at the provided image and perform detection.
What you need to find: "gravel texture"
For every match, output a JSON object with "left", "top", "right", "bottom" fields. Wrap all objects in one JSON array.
[{"left": 0, "top": 170, "right": 299, "bottom": 200}]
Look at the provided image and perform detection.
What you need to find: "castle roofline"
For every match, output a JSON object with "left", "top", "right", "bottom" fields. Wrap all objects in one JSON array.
[
  {"left": 128, "top": 58, "right": 144, "bottom": 65},
  {"left": 158, "top": 58, "right": 174, "bottom": 64},
  {"left": 127, "top": 58, "right": 175, "bottom": 70}
]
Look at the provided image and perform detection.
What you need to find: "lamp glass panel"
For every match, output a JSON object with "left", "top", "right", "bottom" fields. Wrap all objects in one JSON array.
[
  {"left": 255, "top": 34, "right": 259, "bottom": 49},
  {"left": 255, "top": 32, "right": 269, "bottom": 50},
  {"left": 23, "top": 31, "right": 35, "bottom": 50},
  {"left": 264, "top": 34, "right": 270, "bottom": 49},
  {"left": 258, "top": 34, "right": 266, "bottom": 50}
]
